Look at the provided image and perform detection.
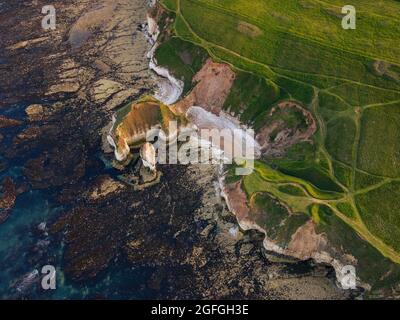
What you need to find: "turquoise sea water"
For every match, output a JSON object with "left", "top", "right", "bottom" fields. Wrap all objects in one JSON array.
[
  {"left": 0, "top": 154, "right": 162, "bottom": 299},
  {"left": 0, "top": 183, "right": 164, "bottom": 299},
  {"left": 0, "top": 103, "right": 170, "bottom": 299}
]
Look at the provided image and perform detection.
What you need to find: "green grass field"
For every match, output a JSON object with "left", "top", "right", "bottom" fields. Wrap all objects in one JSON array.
[
  {"left": 159, "top": 0, "right": 400, "bottom": 290},
  {"left": 223, "top": 71, "right": 281, "bottom": 126}
]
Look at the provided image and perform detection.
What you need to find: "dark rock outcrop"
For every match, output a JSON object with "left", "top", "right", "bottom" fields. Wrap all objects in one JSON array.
[{"left": 0, "top": 177, "right": 17, "bottom": 224}]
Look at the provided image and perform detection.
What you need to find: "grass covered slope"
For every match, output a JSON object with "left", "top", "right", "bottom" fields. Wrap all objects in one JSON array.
[
  {"left": 155, "top": 37, "right": 208, "bottom": 94},
  {"left": 159, "top": 0, "right": 400, "bottom": 290}
]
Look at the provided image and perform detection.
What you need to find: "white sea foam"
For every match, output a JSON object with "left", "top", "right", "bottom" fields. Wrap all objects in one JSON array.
[
  {"left": 186, "top": 106, "right": 262, "bottom": 160},
  {"left": 146, "top": 15, "right": 184, "bottom": 105}
]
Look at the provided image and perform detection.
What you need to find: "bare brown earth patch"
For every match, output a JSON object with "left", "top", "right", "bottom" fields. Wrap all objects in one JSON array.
[
  {"left": 287, "top": 220, "right": 327, "bottom": 260},
  {"left": 246, "top": 191, "right": 324, "bottom": 259},
  {"left": 173, "top": 59, "right": 236, "bottom": 115},
  {"left": 222, "top": 181, "right": 250, "bottom": 223},
  {"left": 256, "top": 101, "right": 317, "bottom": 157},
  {"left": 237, "top": 21, "right": 263, "bottom": 38}
]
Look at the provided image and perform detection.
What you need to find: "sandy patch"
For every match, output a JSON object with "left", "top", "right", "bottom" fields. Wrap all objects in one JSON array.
[{"left": 221, "top": 181, "right": 250, "bottom": 222}]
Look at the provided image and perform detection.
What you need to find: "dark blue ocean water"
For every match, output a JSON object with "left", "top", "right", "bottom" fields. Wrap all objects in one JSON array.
[{"left": 0, "top": 101, "right": 179, "bottom": 299}]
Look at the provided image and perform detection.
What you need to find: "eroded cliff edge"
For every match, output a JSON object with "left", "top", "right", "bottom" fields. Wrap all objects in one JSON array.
[
  {"left": 128, "top": 1, "right": 400, "bottom": 298},
  {"left": 1, "top": 0, "right": 352, "bottom": 299}
]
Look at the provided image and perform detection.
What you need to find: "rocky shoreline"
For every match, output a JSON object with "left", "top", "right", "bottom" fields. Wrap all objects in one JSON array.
[
  {"left": 0, "top": 0, "right": 351, "bottom": 299},
  {"left": 146, "top": 0, "right": 356, "bottom": 294}
]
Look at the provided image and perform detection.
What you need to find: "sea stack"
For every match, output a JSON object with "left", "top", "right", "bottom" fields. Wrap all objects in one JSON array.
[{"left": 140, "top": 142, "right": 157, "bottom": 172}]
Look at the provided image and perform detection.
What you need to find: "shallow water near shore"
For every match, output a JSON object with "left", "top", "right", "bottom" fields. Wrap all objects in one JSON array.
[
  {"left": 0, "top": 143, "right": 186, "bottom": 299},
  {"left": 0, "top": 102, "right": 156, "bottom": 299}
]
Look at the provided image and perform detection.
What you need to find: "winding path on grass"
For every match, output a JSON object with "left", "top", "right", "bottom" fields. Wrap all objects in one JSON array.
[{"left": 162, "top": 0, "right": 400, "bottom": 264}]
